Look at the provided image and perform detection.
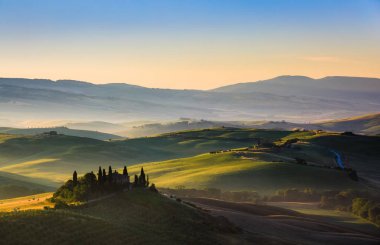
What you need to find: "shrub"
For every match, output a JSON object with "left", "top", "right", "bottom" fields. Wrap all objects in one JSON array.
[
  {"left": 352, "top": 198, "right": 370, "bottom": 218},
  {"left": 149, "top": 183, "right": 158, "bottom": 193},
  {"left": 54, "top": 199, "right": 69, "bottom": 209},
  {"left": 368, "top": 204, "right": 380, "bottom": 225}
]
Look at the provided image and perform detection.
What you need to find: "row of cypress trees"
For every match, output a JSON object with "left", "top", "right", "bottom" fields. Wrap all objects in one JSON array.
[
  {"left": 95, "top": 165, "right": 129, "bottom": 185},
  {"left": 72, "top": 166, "right": 149, "bottom": 188},
  {"left": 133, "top": 167, "right": 149, "bottom": 187},
  {"left": 55, "top": 166, "right": 155, "bottom": 203}
]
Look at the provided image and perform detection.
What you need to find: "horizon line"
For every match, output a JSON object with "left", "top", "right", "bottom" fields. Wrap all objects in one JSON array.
[{"left": 1, "top": 74, "right": 380, "bottom": 91}]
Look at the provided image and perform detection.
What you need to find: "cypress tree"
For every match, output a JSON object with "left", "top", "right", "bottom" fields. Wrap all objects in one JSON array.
[
  {"left": 90, "top": 171, "right": 96, "bottom": 188},
  {"left": 139, "top": 167, "right": 146, "bottom": 186},
  {"left": 108, "top": 166, "right": 113, "bottom": 183},
  {"left": 146, "top": 175, "right": 149, "bottom": 187},
  {"left": 123, "top": 166, "right": 128, "bottom": 176},
  {"left": 102, "top": 169, "right": 107, "bottom": 183},
  {"left": 73, "top": 171, "right": 78, "bottom": 186},
  {"left": 98, "top": 166, "right": 103, "bottom": 185},
  {"left": 134, "top": 174, "right": 138, "bottom": 187}
]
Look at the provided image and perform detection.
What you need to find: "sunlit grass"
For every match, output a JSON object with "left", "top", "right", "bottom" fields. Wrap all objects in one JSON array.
[
  {"left": 128, "top": 151, "right": 363, "bottom": 194},
  {"left": 0, "top": 134, "right": 20, "bottom": 143},
  {"left": 0, "top": 192, "right": 54, "bottom": 212},
  {"left": 0, "top": 158, "right": 59, "bottom": 171},
  {"left": 0, "top": 191, "right": 229, "bottom": 244}
]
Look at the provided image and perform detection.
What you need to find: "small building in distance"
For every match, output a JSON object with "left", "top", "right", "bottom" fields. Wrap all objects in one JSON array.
[{"left": 43, "top": 131, "right": 58, "bottom": 136}]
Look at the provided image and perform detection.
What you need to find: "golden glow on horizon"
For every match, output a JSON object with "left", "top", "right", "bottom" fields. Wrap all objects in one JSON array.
[
  {"left": 1, "top": 54, "right": 379, "bottom": 89},
  {"left": 1, "top": 34, "right": 379, "bottom": 89}
]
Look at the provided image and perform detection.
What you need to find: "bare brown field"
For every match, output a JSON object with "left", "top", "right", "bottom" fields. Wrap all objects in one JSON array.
[{"left": 184, "top": 197, "right": 380, "bottom": 245}]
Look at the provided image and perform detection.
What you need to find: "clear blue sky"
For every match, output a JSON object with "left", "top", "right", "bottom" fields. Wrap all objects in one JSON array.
[{"left": 0, "top": 0, "right": 379, "bottom": 89}]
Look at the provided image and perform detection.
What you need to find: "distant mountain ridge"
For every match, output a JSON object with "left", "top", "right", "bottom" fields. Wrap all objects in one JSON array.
[
  {"left": 212, "top": 75, "right": 380, "bottom": 101},
  {"left": 1, "top": 76, "right": 379, "bottom": 123}
]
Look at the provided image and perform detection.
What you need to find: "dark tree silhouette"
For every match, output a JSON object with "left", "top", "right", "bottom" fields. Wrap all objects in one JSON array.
[
  {"left": 54, "top": 164, "right": 154, "bottom": 204},
  {"left": 73, "top": 171, "right": 78, "bottom": 186},
  {"left": 149, "top": 183, "right": 158, "bottom": 193},
  {"left": 108, "top": 166, "right": 113, "bottom": 183},
  {"left": 139, "top": 167, "right": 146, "bottom": 186},
  {"left": 134, "top": 174, "right": 138, "bottom": 187},
  {"left": 90, "top": 171, "right": 96, "bottom": 187},
  {"left": 98, "top": 166, "right": 103, "bottom": 185},
  {"left": 102, "top": 169, "right": 107, "bottom": 183},
  {"left": 123, "top": 166, "right": 128, "bottom": 176}
]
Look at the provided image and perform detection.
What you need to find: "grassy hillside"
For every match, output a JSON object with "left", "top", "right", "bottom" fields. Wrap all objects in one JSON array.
[
  {"left": 0, "top": 190, "right": 240, "bottom": 244},
  {"left": 128, "top": 151, "right": 365, "bottom": 195},
  {"left": 0, "top": 192, "right": 54, "bottom": 212},
  {"left": 276, "top": 132, "right": 380, "bottom": 184},
  {"left": 317, "top": 113, "right": 380, "bottom": 135},
  {"left": 0, "top": 171, "right": 55, "bottom": 199},
  {"left": 0, "top": 126, "right": 123, "bottom": 140},
  {"left": 0, "top": 129, "right": 271, "bottom": 183},
  {"left": 0, "top": 128, "right": 378, "bottom": 188}
]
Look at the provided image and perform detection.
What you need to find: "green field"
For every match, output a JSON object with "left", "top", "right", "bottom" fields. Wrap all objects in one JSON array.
[
  {"left": 0, "top": 127, "right": 379, "bottom": 244},
  {"left": 0, "top": 129, "right": 286, "bottom": 183},
  {"left": 128, "top": 151, "right": 365, "bottom": 195},
  {"left": 0, "top": 171, "right": 55, "bottom": 199},
  {"left": 0, "top": 128, "right": 379, "bottom": 192},
  {"left": 0, "top": 190, "right": 240, "bottom": 244}
]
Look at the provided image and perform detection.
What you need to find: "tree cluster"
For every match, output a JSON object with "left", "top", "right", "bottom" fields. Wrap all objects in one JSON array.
[
  {"left": 160, "top": 187, "right": 260, "bottom": 203},
  {"left": 319, "top": 189, "right": 380, "bottom": 226},
  {"left": 265, "top": 188, "right": 321, "bottom": 202},
  {"left": 53, "top": 165, "right": 157, "bottom": 204},
  {"left": 133, "top": 167, "right": 149, "bottom": 188}
]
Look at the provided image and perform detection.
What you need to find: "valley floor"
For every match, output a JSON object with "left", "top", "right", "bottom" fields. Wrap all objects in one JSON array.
[
  {"left": 1, "top": 191, "right": 380, "bottom": 244},
  {"left": 184, "top": 198, "right": 380, "bottom": 245}
]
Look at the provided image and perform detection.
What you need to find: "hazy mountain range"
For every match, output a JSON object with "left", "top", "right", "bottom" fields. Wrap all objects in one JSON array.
[{"left": 1, "top": 76, "right": 379, "bottom": 126}]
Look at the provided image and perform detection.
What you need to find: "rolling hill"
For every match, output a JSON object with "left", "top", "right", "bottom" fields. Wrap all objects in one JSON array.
[
  {"left": 115, "top": 113, "right": 380, "bottom": 137},
  {"left": 0, "top": 171, "right": 54, "bottom": 199},
  {"left": 242, "top": 113, "right": 380, "bottom": 136},
  {"left": 315, "top": 113, "right": 380, "bottom": 135},
  {"left": 1, "top": 190, "right": 379, "bottom": 244},
  {"left": 0, "top": 190, "right": 241, "bottom": 244},
  {"left": 0, "top": 128, "right": 379, "bottom": 193},
  {"left": 0, "top": 127, "right": 122, "bottom": 140},
  {"left": 127, "top": 151, "right": 365, "bottom": 195},
  {"left": 117, "top": 119, "right": 238, "bottom": 137},
  {"left": 0, "top": 129, "right": 265, "bottom": 183}
]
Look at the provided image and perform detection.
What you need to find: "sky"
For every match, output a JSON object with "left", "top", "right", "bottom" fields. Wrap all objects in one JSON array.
[{"left": 0, "top": 0, "right": 379, "bottom": 89}]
